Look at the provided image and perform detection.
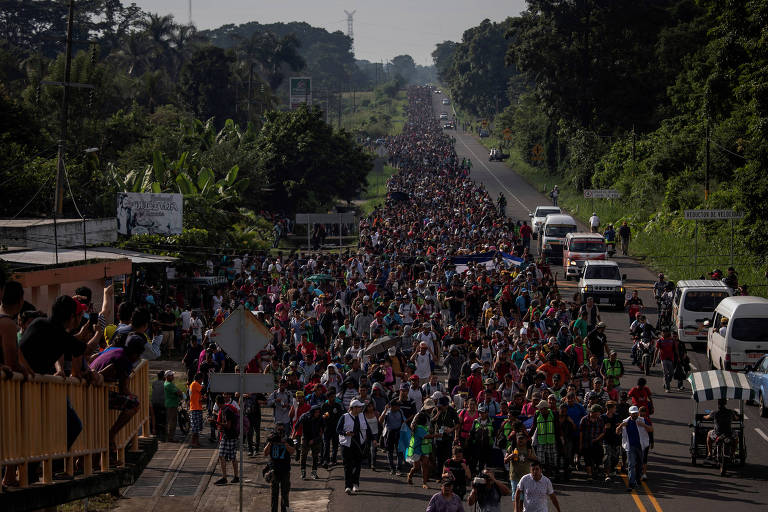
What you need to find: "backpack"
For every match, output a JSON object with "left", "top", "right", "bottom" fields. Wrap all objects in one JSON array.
[{"left": 221, "top": 403, "right": 249, "bottom": 438}]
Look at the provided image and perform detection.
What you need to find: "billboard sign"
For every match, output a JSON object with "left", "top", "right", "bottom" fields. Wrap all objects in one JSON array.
[
  {"left": 116, "top": 192, "right": 183, "bottom": 235},
  {"left": 290, "top": 77, "right": 312, "bottom": 109}
]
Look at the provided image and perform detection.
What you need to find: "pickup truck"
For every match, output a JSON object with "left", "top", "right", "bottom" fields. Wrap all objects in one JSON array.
[{"left": 488, "top": 148, "right": 509, "bottom": 161}]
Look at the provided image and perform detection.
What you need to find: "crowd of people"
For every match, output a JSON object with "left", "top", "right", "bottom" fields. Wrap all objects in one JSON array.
[
  {"left": 0, "top": 86, "right": 670, "bottom": 511},
  {"left": 182, "top": 86, "right": 663, "bottom": 511}
]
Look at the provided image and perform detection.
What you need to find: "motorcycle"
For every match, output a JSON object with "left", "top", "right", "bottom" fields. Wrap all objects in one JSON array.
[
  {"left": 606, "top": 239, "right": 616, "bottom": 257},
  {"left": 638, "top": 337, "right": 654, "bottom": 376}
]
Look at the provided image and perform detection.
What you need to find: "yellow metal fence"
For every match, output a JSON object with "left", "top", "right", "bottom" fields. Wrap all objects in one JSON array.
[{"left": 0, "top": 360, "right": 150, "bottom": 490}]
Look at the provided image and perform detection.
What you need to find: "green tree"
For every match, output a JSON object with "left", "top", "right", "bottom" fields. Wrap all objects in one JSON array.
[
  {"left": 178, "top": 45, "right": 236, "bottom": 124},
  {"left": 254, "top": 104, "right": 372, "bottom": 212},
  {"left": 431, "top": 41, "right": 457, "bottom": 84},
  {"left": 391, "top": 55, "right": 416, "bottom": 83}
]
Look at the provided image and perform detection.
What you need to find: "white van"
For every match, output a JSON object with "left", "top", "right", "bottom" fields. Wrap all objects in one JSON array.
[
  {"left": 707, "top": 296, "right": 768, "bottom": 371},
  {"left": 540, "top": 213, "right": 577, "bottom": 264},
  {"left": 673, "top": 280, "right": 732, "bottom": 344}
]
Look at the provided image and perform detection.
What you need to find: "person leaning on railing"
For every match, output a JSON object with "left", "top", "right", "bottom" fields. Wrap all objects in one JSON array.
[
  {"left": 89, "top": 335, "right": 145, "bottom": 454},
  {"left": 19, "top": 295, "right": 103, "bottom": 452}
]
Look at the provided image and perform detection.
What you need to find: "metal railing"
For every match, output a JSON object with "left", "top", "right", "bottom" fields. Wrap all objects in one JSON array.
[{"left": 0, "top": 359, "right": 149, "bottom": 490}]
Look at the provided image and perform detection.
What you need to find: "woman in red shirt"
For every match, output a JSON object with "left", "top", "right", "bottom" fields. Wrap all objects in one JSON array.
[{"left": 628, "top": 377, "right": 653, "bottom": 415}]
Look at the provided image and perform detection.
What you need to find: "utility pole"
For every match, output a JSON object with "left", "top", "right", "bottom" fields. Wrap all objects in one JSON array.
[
  {"left": 338, "top": 83, "right": 342, "bottom": 130},
  {"left": 631, "top": 124, "right": 636, "bottom": 161},
  {"left": 55, "top": 0, "right": 75, "bottom": 218},
  {"left": 705, "top": 120, "right": 710, "bottom": 201},
  {"left": 247, "top": 62, "right": 253, "bottom": 123}
]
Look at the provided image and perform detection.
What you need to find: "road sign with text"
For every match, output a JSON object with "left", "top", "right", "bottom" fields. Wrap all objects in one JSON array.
[
  {"left": 583, "top": 189, "right": 621, "bottom": 199},
  {"left": 684, "top": 209, "right": 744, "bottom": 220}
]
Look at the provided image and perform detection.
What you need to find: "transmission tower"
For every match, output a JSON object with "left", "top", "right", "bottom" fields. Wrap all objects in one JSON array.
[
  {"left": 188, "top": 0, "right": 192, "bottom": 25},
  {"left": 345, "top": 10, "right": 356, "bottom": 52}
]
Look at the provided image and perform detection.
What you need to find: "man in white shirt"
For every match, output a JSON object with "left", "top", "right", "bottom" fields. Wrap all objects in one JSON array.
[
  {"left": 190, "top": 312, "right": 203, "bottom": 342},
  {"left": 416, "top": 324, "right": 437, "bottom": 355},
  {"left": 410, "top": 342, "right": 433, "bottom": 385},
  {"left": 589, "top": 212, "right": 600, "bottom": 233},
  {"left": 181, "top": 307, "right": 192, "bottom": 331},
  {"left": 515, "top": 461, "right": 561, "bottom": 512},
  {"left": 212, "top": 290, "right": 224, "bottom": 312},
  {"left": 399, "top": 296, "right": 418, "bottom": 325}
]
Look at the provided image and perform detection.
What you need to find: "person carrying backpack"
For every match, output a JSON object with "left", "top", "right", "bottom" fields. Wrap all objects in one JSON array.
[{"left": 214, "top": 395, "right": 241, "bottom": 485}]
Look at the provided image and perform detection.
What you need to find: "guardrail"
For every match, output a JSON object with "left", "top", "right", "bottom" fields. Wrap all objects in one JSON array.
[{"left": 0, "top": 359, "right": 150, "bottom": 491}]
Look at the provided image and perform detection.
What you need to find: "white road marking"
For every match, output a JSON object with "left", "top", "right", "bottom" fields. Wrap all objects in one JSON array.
[
  {"left": 455, "top": 136, "right": 532, "bottom": 212},
  {"left": 755, "top": 427, "right": 768, "bottom": 443},
  {"left": 743, "top": 412, "right": 749, "bottom": 420}
]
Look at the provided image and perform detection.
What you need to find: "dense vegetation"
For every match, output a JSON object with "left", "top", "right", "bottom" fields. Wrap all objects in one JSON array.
[
  {"left": 0, "top": 1, "right": 380, "bottom": 251},
  {"left": 437, "top": 1, "right": 768, "bottom": 282}
]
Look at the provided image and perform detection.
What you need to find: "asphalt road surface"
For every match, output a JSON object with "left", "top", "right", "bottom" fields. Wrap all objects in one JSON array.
[{"left": 326, "top": 92, "right": 768, "bottom": 512}]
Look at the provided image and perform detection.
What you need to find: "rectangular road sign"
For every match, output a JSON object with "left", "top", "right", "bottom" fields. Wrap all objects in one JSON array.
[
  {"left": 583, "top": 189, "right": 621, "bottom": 199},
  {"left": 684, "top": 209, "right": 744, "bottom": 220},
  {"left": 295, "top": 212, "right": 356, "bottom": 224}
]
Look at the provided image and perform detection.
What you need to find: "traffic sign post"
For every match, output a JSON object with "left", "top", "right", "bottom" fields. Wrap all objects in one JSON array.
[
  {"left": 683, "top": 210, "right": 743, "bottom": 272},
  {"left": 531, "top": 144, "right": 544, "bottom": 162},
  {"left": 208, "top": 306, "right": 272, "bottom": 512},
  {"left": 583, "top": 189, "right": 621, "bottom": 212}
]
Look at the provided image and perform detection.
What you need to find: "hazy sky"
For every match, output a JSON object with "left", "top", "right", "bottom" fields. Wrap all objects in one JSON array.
[{"left": 130, "top": 0, "right": 527, "bottom": 64}]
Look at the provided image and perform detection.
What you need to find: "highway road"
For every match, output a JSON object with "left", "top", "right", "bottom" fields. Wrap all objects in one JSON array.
[{"left": 325, "top": 92, "right": 768, "bottom": 512}]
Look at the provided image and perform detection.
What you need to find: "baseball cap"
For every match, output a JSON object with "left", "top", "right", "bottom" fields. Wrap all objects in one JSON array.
[
  {"left": 350, "top": 399, "right": 364, "bottom": 408},
  {"left": 164, "top": 370, "right": 174, "bottom": 378},
  {"left": 471, "top": 362, "right": 482, "bottom": 371},
  {"left": 629, "top": 405, "right": 640, "bottom": 414}
]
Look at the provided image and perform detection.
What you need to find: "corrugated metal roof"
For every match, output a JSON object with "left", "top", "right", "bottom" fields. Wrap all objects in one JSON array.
[{"left": 0, "top": 247, "right": 175, "bottom": 266}]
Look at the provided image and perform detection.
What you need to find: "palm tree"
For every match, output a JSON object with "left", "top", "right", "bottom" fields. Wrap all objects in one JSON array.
[
  {"left": 237, "top": 32, "right": 305, "bottom": 91},
  {"left": 138, "top": 13, "right": 177, "bottom": 73}
]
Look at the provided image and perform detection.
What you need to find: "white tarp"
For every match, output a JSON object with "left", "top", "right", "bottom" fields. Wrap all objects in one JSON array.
[{"left": 116, "top": 192, "right": 183, "bottom": 235}]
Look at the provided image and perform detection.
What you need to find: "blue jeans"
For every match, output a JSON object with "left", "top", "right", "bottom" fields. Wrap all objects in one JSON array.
[{"left": 627, "top": 445, "right": 643, "bottom": 487}]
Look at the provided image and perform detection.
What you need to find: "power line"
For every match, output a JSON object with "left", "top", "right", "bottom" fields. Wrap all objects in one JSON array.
[
  {"left": 9, "top": 173, "right": 54, "bottom": 220},
  {"left": 711, "top": 140, "right": 747, "bottom": 161}
]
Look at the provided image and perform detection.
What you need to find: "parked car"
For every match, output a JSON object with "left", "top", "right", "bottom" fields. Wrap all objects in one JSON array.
[
  {"left": 746, "top": 354, "right": 768, "bottom": 417},
  {"left": 479, "top": 129, "right": 490, "bottom": 137}
]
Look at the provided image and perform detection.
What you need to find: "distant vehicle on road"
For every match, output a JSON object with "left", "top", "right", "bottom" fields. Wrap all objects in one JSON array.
[
  {"left": 673, "top": 280, "right": 732, "bottom": 345},
  {"left": 434, "top": 89, "right": 442, "bottom": 94},
  {"left": 540, "top": 213, "right": 577, "bottom": 265},
  {"left": 578, "top": 260, "right": 627, "bottom": 308},
  {"left": 488, "top": 148, "right": 508, "bottom": 161},
  {"left": 746, "top": 354, "right": 768, "bottom": 417},
  {"left": 529, "top": 205, "right": 562, "bottom": 239},
  {"left": 442, "top": 123, "right": 454, "bottom": 130},
  {"left": 442, "top": 98, "right": 450, "bottom": 105},
  {"left": 439, "top": 112, "right": 448, "bottom": 119},
  {"left": 707, "top": 296, "right": 768, "bottom": 371},
  {"left": 563, "top": 232, "right": 606, "bottom": 280}
]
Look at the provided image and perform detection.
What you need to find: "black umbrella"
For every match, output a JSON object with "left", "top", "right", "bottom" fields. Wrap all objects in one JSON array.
[{"left": 364, "top": 335, "right": 402, "bottom": 356}]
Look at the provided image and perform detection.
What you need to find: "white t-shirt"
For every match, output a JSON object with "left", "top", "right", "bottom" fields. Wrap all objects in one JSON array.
[
  {"left": 212, "top": 294, "right": 224, "bottom": 311},
  {"left": 517, "top": 473, "right": 554, "bottom": 512},
  {"left": 191, "top": 318, "right": 203, "bottom": 338},
  {"left": 181, "top": 310, "right": 192, "bottom": 330},
  {"left": 414, "top": 352, "right": 433, "bottom": 379}
]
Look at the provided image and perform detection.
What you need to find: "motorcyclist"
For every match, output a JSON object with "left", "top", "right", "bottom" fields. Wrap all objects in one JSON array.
[
  {"left": 704, "top": 398, "right": 740, "bottom": 459},
  {"left": 656, "top": 282, "right": 675, "bottom": 330},
  {"left": 629, "top": 315, "right": 656, "bottom": 365}
]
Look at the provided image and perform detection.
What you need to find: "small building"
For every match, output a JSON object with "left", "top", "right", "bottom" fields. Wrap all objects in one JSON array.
[{"left": 0, "top": 218, "right": 118, "bottom": 249}]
